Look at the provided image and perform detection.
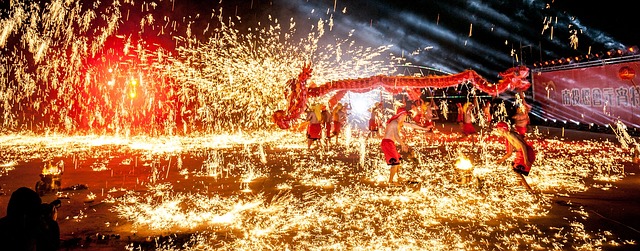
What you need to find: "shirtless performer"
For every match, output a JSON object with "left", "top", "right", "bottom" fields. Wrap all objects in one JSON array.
[
  {"left": 495, "top": 121, "right": 536, "bottom": 194},
  {"left": 381, "top": 107, "right": 433, "bottom": 184}
]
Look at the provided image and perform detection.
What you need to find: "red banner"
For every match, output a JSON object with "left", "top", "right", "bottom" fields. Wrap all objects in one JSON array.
[{"left": 533, "top": 61, "right": 640, "bottom": 127}]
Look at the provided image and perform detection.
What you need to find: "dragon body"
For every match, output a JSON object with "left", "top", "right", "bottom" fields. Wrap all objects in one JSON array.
[{"left": 273, "top": 65, "right": 530, "bottom": 129}]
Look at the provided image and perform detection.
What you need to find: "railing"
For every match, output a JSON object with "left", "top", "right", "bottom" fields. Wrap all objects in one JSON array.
[{"left": 532, "top": 54, "right": 640, "bottom": 73}]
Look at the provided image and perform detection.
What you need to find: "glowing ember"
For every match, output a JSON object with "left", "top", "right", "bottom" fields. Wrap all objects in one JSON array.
[
  {"left": 42, "top": 162, "right": 62, "bottom": 175},
  {"left": 0, "top": 129, "right": 635, "bottom": 250},
  {"left": 455, "top": 155, "right": 473, "bottom": 170}
]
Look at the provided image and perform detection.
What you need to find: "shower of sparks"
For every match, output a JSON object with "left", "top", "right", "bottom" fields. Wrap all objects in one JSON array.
[
  {"left": 439, "top": 100, "right": 448, "bottom": 120},
  {"left": 612, "top": 120, "right": 636, "bottom": 150},
  {"left": 0, "top": 129, "right": 635, "bottom": 250},
  {"left": 0, "top": 0, "right": 401, "bottom": 135},
  {"left": 0, "top": 1, "right": 638, "bottom": 250},
  {"left": 570, "top": 30, "right": 579, "bottom": 50}
]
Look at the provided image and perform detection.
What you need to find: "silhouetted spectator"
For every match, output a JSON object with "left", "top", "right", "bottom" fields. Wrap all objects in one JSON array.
[
  {"left": 0, "top": 187, "right": 60, "bottom": 251},
  {"left": 0, "top": 187, "right": 43, "bottom": 250}
]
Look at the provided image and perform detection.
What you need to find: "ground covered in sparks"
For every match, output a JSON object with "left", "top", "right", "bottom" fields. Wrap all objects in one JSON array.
[{"left": 0, "top": 123, "right": 639, "bottom": 250}]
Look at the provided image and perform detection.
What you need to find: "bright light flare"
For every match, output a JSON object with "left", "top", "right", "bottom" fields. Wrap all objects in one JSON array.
[
  {"left": 455, "top": 155, "right": 473, "bottom": 170},
  {"left": 42, "top": 163, "right": 62, "bottom": 175}
]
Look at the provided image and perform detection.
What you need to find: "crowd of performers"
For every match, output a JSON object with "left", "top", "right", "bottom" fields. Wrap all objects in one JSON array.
[
  {"left": 301, "top": 92, "right": 536, "bottom": 194},
  {"left": 304, "top": 102, "right": 352, "bottom": 149}
]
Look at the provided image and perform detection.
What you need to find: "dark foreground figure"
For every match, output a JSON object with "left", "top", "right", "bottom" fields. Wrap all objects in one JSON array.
[{"left": 0, "top": 187, "right": 60, "bottom": 251}]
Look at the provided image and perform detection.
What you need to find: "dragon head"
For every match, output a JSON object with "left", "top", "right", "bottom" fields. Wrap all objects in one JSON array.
[
  {"left": 498, "top": 66, "right": 531, "bottom": 92},
  {"left": 273, "top": 64, "right": 314, "bottom": 129}
]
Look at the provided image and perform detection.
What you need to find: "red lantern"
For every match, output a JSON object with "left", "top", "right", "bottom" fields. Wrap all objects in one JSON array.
[{"left": 619, "top": 66, "right": 636, "bottom": 80}]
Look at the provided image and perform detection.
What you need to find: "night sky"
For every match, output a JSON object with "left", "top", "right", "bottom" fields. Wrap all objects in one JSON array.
[
  {"left": 1, "top": 0, "right": 636, "bottom": 82},
  {"left": 186, "top": 0, "right": 638, "bottom": 81}
]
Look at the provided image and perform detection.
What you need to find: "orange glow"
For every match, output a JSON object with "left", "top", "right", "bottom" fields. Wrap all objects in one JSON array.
[
  {"left": 455, "top": 155, "right": 473, "bottom": 170},
  {"left": 42, "top": 163, "right": 62, "bottom": 175}
]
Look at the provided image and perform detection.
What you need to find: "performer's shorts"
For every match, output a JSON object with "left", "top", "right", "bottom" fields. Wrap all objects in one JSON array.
[
  {"left": 462, "top": 122, "right": 476, "bottom": 134},
  {"left": 381, "top": 139, "right": 401, "bottom": 165},
  {"left": 512, "top": 143, "right": 535, "bottom": 176},
  {"left": 307, "top": 123, "right": 322, "bottom": 140}
]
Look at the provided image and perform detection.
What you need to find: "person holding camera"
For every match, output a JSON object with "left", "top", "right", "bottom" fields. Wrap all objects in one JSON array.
[{"left": 0, "top": 187, "right": 61, "bottom": 251}]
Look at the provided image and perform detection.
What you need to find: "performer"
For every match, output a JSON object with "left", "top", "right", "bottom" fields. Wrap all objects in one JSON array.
[
  {"left": 367, "top": 102, "right": 383, "bottom": 138},
  {"left": 512, "top": 94, "right": 531, "bottom": 137},
  {"left": 461, "top": 101, "right": 477, "bottom": 136},
  {"left": 320, "top": 104, "right": 332, "bottom": 146},
  {"left": 456, "top": 103, "right": 464, "bottom": 125},
  {"left": 482, "top": 100, "right": 492, "bottom": 128},
  {"left": 495, "top": 121, "right": 536, "bottom": 194},
  {"left": 332, "top": 103, "right": 351, "bottom": 144},
  {"left": 381, "top": 107, "right": 432, "bottom": 185},
  {"left": 305, "top": 104, "right": 323, "bottom": 150},
  {"left": 412, "top": 99, "right": 437, "bottom": 130}
]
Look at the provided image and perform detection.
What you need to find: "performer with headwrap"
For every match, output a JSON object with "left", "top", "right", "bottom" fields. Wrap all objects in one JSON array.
[
  {"left": 482, "top": 99, "right": 493, "bottom": 128},
  {"left": 412, "top": 99, "right": 437, "bottom": 130},
  {"left": 367, "top": 102, "right": 383, "bottom": 138},
  {"left": 512, "top": 93, "right": 531, "bottom": 137},
  {"left": 305, "top": 103, "right": 323, "bottom": 150},
  {"left": 462, "top": 101, "right": 477, "bottom": 136},
  {"left": 381, "top": 107, "right": 432, "bottom": 185},
  {"left": 331, "top": 103, "right": 350, "bottom": 144},
  {"left": 495, "top": 121, "right": 536, "bottom": 194}
]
